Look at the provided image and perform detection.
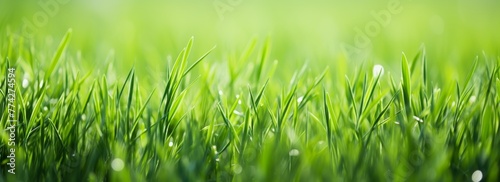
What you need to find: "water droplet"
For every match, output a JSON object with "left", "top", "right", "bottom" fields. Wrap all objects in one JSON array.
[
  {"left": 81, "top": 114, "right": 87, "bottom": 120},
  {"left": 289, "top": 149, "right": 300, "bottom": 156},
  {"left": 43, "top": 107, "right": 48, "bottom": 111},
  {"left": 297, "top": 96, "right": 304, "bottom": 103},
  {"left": 469, "top": 96, "right": 477, "bottom": 104},
  {"left": 111, "top": 158, "right": 124, "bottom": 171},
  {"left": 413, "top": 116, "right": 423, "bottom": 123},
  {"left": 212, "top": 145, "right": 218, "bottom": 154},
  {"left": 218, "top": 90, "right": 223, "bottom": 96},
  {"left": 472, "top": 170, "right": 483, "bottom": 182},
  {"left": 373, "top": 64, "right": 385, "bottom": 77},
  {"left": 233, "top": 110, "right": 243, "bottom": 116},
  {"left": 232, "top": 164, "right": 242, "bottom": 174},
  {"left": 168, "top": 141, "right": 174, "bottom": 147},
  {"left": 22, "top": 79, "right": 29, "bottom": 88}
]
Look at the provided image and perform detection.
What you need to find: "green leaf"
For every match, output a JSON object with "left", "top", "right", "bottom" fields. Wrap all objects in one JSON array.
[
  {"left": 401, "top": 52, "right": 412, "bottom": 117},
  {"left": 45, "top": 28, "right": 72, "bottom": 81}
]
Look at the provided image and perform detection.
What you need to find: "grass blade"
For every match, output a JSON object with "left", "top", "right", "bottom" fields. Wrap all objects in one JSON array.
[{"left": 44, "top": 29, "right": 72, "bottom": 81}]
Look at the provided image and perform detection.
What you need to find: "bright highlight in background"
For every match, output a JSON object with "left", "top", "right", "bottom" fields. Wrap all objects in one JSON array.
[
  {"left": 111, "top": 158, "right": 125, "bottom": 172},
  {"left": 472, "top": 170, "right": 483, "bottom": 182}
]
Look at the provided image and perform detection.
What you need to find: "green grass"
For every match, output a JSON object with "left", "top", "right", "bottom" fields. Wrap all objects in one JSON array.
[
  {"left": 0, "top": 27, "right": 499, "bottom": 181},
  {"left": 1, "top": 1, "right": 500, "bottom": 181}
]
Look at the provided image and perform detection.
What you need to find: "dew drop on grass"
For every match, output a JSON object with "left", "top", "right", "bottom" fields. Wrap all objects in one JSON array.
[
  {"left": 81, "top": 114, "right": 87, "bottom": 120},
  {"left": 413, "top": 116, "right": 424, "bottom": 123},
  {"left": 233, "top": 110, "right": 244, "bottom": 116},
  {"left": 43, "top": 107, "right": 48, "bottom": 112},
  {"left": 218, "top": 90, "right": 224, "bottom": 96},
  {"left": 111, "top": 158, "right": 124, "bottom": 172},
  {"left": 373, "top": 64, "right": 385, "bottom": 77},
  {"left": 212, "top": 145, "right": 218, "bottom": 155},
  {"left": 168, "top": 141, "right": 174, "bottom": 147},
  {"left": 469, "top": 96, "right": 477, "bottom": 104},
  {"left": 22, "top": 78, "right": 29, "bottom": 88},
  {"left": 297, "top": 96, "right": 304, "bottom": 103},
  {"left": 472, "top": 170, "right": 483, "bottom": 182},
  {"left": 232, "top": 164, "right": 242, "bottom": 174},
  {"left": 289, "top": 149, "right": 300, "bottom": 157}
]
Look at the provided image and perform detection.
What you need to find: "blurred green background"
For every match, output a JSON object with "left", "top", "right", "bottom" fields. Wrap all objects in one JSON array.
[{"left": 1, "top": 0, "right": 499, "bottom": 80}]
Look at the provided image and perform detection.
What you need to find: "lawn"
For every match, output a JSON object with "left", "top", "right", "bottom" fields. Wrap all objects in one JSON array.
[{"left": 1, "top": 0, "right": 500, "bottom": 181}]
